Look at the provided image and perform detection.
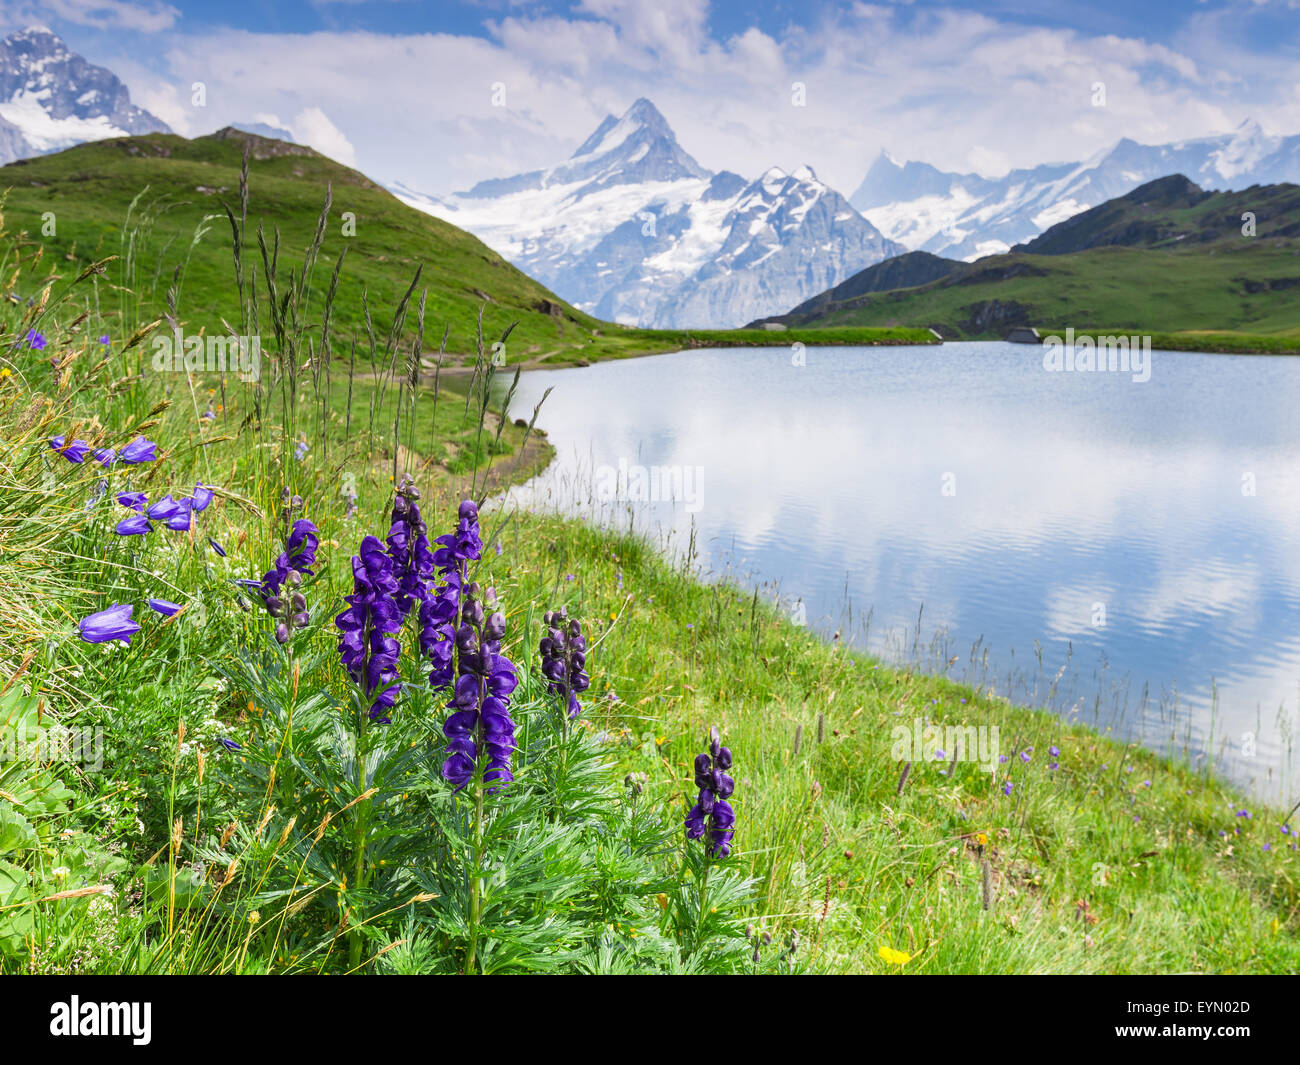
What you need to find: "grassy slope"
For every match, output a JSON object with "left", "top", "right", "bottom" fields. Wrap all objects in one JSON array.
[
  {"left": 0, "top": 131, "right": 933, "bottom": 366},
  {"left": 0, "top": 151, "right": 1295, "bottom": 975},
  {"left": 786, "top": 244, "right": 1300, "bottom": 346},
  {"left": 768, "top": 178, "right": 1300, "bottom": 351},
  {"left": 6, "top": 365, "right": 1296, "bottom": 972}
]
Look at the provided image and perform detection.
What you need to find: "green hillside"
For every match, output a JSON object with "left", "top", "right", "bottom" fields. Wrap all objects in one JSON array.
[
  {"left": 0, "top": 129, "right": 933, "bottom": 365},
  {"left": 760, "top": 175, "right": 1300, "bottom": 351}
]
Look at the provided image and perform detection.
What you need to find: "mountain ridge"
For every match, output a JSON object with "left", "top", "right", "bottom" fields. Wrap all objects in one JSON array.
[
  {"left": 397, "top": 98, "right": 905, "bottom": 329},
  {"left": 752, "top": 174, "right": 1300, "bottom": 341},
  {"left": 854, "top": 120, "right": 1300, "bottom": 261}
]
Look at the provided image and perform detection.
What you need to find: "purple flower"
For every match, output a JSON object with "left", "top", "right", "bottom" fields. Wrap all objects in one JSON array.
[
  {"left": 78, "top": 603, "right": 139, "bottom": 644},
  {"left": 91, "top": 447, "right": 116, "bottom": 468},
  {"left": 148, "top": 598, "right": 182, "bottom": 617},
  {"left": 258, "top": 501, "right": 318, "bottom": 643},
  {"left": 441, "top": 582, "right": 519, "bottom": 790},
  {"left": 208, "top": 537, "right": 226, "bottom": 557},
  {"left": 146, "top": 495, "right": 182, "bottom": 520},
  {"left": 98, "top": 335, "right": 110, "bottom": 346},
  {"left": 1049, "top": 745, "right": 1060, "bottom": 757},
  {"left": 336, "top": 534, "right": 402, "bottom": 721},
  {"left": 1020, "top": 751, "right": 1031, "bottom": 763},
  {"left": 145, "top": 495, "right": 192, "bottom": 531},
  {"left": 117, "top": 492, "right": 147, "bottom": 511},
  {"left": 538, "top": 607, "right": 591, "bottom": 720},
  {"left": 1002, "top": 781, "right": 1014, "bottom": 797},
  {"left": 48, "top": 435, "right": 90, "bottom": 463},
  {"left": 220, "top": 738, "right": 242, "bottom": 751},
  {"left": 421, "top": 499, "right": 482, "bottom": 689},
  {"left": 119, "top": 436, "right": 157, "bottom": 464},
  {"left": 115, "top": 513, "right": 153, "bottom": 536},
  {"left": 261, "top": 517, "right": 319, "bottom": 599},
  {"left": 685, "top": 727, "right": 735, "bottom": 858},
  {"left": 1237, "top": 810, "right": 1252, "bottom": 819},
  {"left": 26, "top": 330, "right": 46, "bottom": 350},
  {"left": 190, "top": 483, "right": 215, "bottom": 512},
  {"left": 385, "top": 475, "right": 435, "bottom": 618}
]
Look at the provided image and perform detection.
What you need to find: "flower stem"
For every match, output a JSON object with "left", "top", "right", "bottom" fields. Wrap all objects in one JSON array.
[
  {"left": 465, "top": 780, "right": 485, "bottom": 974},
  {"left": 694, "top": 859, "right": 711, "bottom": 954},
  {"left": 348, "top": 704, "right": 370, "bottom": 971}
]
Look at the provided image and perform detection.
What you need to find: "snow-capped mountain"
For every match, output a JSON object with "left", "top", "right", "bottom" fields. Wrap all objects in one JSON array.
[
  {"left": 0, "top": 26, "right": 170, "bottom": 165},
  {"left": 394, "top": 98, "right": 904, "bottom": 329},
  {"left": 853, "top": 120, "right": 1300, "bottom": 261}
]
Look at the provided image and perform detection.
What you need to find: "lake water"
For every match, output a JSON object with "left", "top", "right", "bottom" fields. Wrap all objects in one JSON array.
[{"left": 497, "top": 342, "right": 1300, "bottom": 798}]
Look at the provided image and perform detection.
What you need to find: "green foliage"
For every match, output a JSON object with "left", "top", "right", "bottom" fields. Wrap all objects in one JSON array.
[{"left": 0, "top": 132, "right": 1295, "bottom": 977}]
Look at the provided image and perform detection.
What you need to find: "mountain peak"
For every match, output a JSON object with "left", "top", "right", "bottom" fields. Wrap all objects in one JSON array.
[
  {"left": 0, "top": 26, "right": 170, "bottom": 157},
  {"left": 624, "top": 97, "right": 667, "bottom": 125},
  {"left": 572, "top": 96, "right": 675, "bottom": 159}
]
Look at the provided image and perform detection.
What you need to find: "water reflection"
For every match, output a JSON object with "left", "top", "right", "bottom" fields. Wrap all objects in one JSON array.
[{"left": 497, "top": 342, "right": 1300, "bottom": 798}]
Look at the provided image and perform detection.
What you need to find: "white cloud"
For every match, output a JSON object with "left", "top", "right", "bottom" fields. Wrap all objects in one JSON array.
[
  {"left": 88, "top": 2, "right": 1300, "bottom": 198},
  {"left": 290, "top": 106, "right": 355, "bottom": 165},
  {"left": 32, "top": 0, "right": 177, "bottom": 32}
]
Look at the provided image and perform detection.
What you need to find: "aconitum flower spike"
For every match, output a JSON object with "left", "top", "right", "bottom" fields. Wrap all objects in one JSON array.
[
  {"left": 420, "top": 498, "right": 483, "bottom": 689},
  {"left": 78, "top": 603, "right": 140, "bottom": 645},
  {"left": 119, "top": 436, "right": 158, "bottom": 464},
  {"left": 336, "top": 534, "right": 402, "bottom": 722},
  {"left": 257, "top": 508, "right": 318, "bottom": 643},
  {"left": 539, "top": 607, "right": 592, "bottom": 719},
  {"left": 685, "top": 727, "right": 735, "bottom": 858},
  {"left": 441, "top": 580, "right": 519, "bottom": 791},
  {"left": 386, "top": 474, "right": 434, "bottom": 617}
]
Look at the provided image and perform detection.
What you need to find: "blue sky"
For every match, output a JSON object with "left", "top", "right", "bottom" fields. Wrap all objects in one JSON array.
[{"left": 10, "top": 0, "right": 1300, "bottom": 194}]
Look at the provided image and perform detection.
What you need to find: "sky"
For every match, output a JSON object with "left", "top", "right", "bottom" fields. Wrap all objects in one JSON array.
[{"left": 7, "top": 0, "right": 1300, "bottom": 196}]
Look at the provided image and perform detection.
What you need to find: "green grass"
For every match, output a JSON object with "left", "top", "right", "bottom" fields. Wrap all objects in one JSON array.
[
  {"left": 0, "top": 151, "right": 1296, "bottom": 975},
  {"left": 1043, "top": 327, "right": 1300, "bottom": 355},
  {"left": 783, "top": 245, "right": 1300, "bottom": 349}
]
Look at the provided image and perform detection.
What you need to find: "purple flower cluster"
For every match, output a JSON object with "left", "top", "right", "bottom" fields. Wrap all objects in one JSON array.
[
  {"left": 441, "top": 583, "right": 519, "bottom": 791},
  {"left": 538, "top": 607, "right": 591, "bottom": 719},
  {"left": 685, "top": 728, "right": 736, "bottom": 858},
  {"left": 419, "top": 499, "right": 482, "bottom": 689},
  {"left": 115, "top": 484, "right": 213, "bottom": 535},
  {"left": 50, "top": 434, "right": 157, "bottom": 469},
  {"left": 386, "top": 474, "right": 435, "bottom": 618},
  {"left": 245, "top": 491, "right": 319, "bottom": 643},
  {"left": 336, "top": 535, "right": 402, "bottom": 722}
]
